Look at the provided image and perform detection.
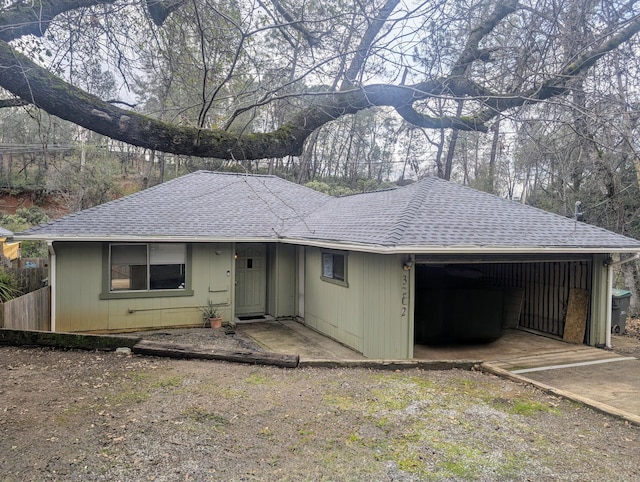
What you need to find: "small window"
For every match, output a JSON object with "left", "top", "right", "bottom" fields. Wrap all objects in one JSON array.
[
  {"left": 110, "top": 243, "right": 186, "bottom": 291},
  {"left": 321, "top": 251, "right": 347, "bottom": 285}
]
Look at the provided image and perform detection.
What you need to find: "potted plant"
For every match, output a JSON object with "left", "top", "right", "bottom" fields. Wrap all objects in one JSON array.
[{"left": 200, "top": 300, "right": 222, "bottom": 329}]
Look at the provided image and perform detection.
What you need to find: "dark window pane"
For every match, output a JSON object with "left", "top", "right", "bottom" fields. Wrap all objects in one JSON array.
[
  {"left": 150, "top": 264, "right": 185, "bottom": 290},
  {"left": 130, "top": 264, "right": 148, "bottom": 290},
  {"left": 333, "top": 255, "right": 345, "bottom": 281}
]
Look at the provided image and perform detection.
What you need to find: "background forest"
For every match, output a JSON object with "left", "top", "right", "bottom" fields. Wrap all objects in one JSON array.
[{"left": 0, "top": 0, "right": 639, "bottom": 310}]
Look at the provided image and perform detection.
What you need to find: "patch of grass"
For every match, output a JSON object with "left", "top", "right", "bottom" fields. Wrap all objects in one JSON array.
[
  {"left": 366, "top": 408, "right": 528, "bottom": 480},
  {"left": 127, "top": 371, "right": 152, "bottom": 382},
  {"left": 496, "top": 453, "right": 527, "bottom": 478},
  {"left": 397, "top": 453, "right": 425, "bottom": 472},
  {"left": 244, "top": 372, "right": 270, "bottom": 385},
  {"left": 365, "top": 374, "right": 438, "bottom": 413},
  {"left": 513, "top": 399, "right": 558, "bottom": 416},
  {"left": 218, "top": 387, "right": 245, "bottom": 399},
  {"left": 99, "top": 447, "right": 116, "bottom": 458},
  {"left": 427, "top": 440, "right": 528, "bottom": 480},
  {"left": 151, "top": 376, "right": 182, "bottom": 389},
  {"left": 375, "top": 416, "right": 389, "bottom": 428},
  {"left": 446, "top": 377, "right": 491, "bottom": 399},
  {"left": 54, "top": 415, "right": 67, "bottom": 426},
  {"left": 107, "top": 390, "right": 149, "bottom": 405},
  {"left": 492, "top": 397, "right": 559, "bottom": 416},
  {"left": 182, "top": 407, "right": 227, "bottom": 426},
  {"left": 323, "top": 394, "right": 355, "bottom": 411},
  {"left": 429, "top": 441, "right": 485, "bottom": 479},
  {"left": 370, "top": 388, "right": 412, "bottom": 411},
  {"left": 346, "top": 432, "right": 362, "bottom": 444}
]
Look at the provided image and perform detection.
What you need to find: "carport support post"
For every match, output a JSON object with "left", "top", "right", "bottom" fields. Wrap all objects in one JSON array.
[
  {"left": 47, "top": 240, "right": 56, "bottom": 332},
  {"left": 606, "top": 262, "right": 613, "bottom": 348},
  {"left": 606, "top": 253, "right": 640, "bottom": 347}
]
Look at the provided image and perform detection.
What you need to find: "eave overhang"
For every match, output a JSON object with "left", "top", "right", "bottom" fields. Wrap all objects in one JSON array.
[{"left": 15, "top": 233, "right": 640, "bottom": 256}]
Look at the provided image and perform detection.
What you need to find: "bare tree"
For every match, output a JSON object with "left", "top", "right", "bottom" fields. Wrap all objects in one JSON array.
[{"left": 0, "top": 0, "right": 639, "bottom": 162}]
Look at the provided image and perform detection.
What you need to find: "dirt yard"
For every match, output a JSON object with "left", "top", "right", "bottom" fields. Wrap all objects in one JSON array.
[{"left": 1, "top": 329, "right": 639, "bottom": 481}]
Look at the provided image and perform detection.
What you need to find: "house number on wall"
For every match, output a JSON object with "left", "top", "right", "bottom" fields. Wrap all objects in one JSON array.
[{"left": 401, "top": 272, "right": 408, "bottom": 316}]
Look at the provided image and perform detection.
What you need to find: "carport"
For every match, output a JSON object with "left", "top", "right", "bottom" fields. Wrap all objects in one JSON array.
[{"left": 413, "top": 254, "right": 599, "bottom": 348}]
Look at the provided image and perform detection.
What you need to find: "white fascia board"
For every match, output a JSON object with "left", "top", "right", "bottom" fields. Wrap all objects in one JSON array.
[
  {"left": 16, "top": 235, "right": 278, "bottom": 243},
  {"left": 15, "top": 234, "right": 640, "bottom": 256},
  {"left": 279, "top": 238, "right": 640, "bottom": 255}
]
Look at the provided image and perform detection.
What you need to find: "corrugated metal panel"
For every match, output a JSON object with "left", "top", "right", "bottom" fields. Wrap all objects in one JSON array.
[{"left": 455, "top": 260, "right": 592, "bottom": 337}]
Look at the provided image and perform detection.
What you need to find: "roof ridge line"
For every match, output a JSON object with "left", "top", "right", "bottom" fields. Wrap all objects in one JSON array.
[
  {"left": 197, "top": 170, "right": 275, "bottom": 179},
  {"left": 385, "top": 180, "right": 431, "bottom": 245}
]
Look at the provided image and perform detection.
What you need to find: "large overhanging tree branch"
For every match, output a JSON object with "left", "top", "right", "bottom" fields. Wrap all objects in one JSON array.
[
  {"left": 0, "top": 0, "right": 115, "bottom": 41},
  {"left": 0, "top": 0, "right": 639, "bottom": 160}
]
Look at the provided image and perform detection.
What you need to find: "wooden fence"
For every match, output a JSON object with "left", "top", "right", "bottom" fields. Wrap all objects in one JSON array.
[
  {"left": 0, "top": 286, "right": 50, "bottom": 330},
  {"left": 10, "top": 266, "right": 48, "bottom": 294}
]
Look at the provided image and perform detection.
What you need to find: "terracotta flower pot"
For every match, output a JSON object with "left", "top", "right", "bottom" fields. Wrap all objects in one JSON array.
[{"left": 209, "top": 317, "right": 223, "bottom": 329}]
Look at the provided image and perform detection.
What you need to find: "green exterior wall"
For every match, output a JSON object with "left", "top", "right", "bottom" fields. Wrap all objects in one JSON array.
[
  {"left": 53, "top": 241, "right": 235, "bottom": 332},
  {"left": 266, "top": 244, "right": 297, "bottom": 318},
  {"left": 303, "top": 247, "right": 413, "bottom": 359}
]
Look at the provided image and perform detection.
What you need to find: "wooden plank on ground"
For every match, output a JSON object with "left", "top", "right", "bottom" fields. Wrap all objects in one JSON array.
[
  {"left": 0, "top": 328, "right": 140, "bottom": 350},
  {"left": 563, "top": 288, "right": 589, "bottom": 343},
  {"left": 132, "top": 339, "right": 300, "bottom": 368}
]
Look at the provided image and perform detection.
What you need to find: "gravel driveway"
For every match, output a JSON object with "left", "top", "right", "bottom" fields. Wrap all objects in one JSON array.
[{"left": 1, "top": 337, "right": 639, "bottom": 481}]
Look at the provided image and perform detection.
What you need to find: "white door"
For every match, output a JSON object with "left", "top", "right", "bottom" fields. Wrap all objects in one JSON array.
[{"left": 235, "top": 244, "right": 266, "bottom": 316}]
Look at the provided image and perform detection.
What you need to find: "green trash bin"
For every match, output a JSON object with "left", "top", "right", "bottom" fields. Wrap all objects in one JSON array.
[{"left": 611, "top": 288, "right": 632, "bottom": 334}]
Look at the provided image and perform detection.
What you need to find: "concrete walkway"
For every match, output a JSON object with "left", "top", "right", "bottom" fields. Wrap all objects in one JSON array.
[
  {"left": 235, "top": 319, "right": 366, "bottom": 361},
  {"left": 482, "top": 335, "right": 640, "bottom": 425},
  {"left": 237, "top": 320, "right": 640, "bottom": 425}
]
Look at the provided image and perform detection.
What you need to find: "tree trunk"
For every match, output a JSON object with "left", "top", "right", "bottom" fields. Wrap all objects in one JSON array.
[
  {"left": 488, "top": 120, "right": 500, "bottom": 194},
  {"left": 443, "top": 100, "right": 464, "bottom": 180}
]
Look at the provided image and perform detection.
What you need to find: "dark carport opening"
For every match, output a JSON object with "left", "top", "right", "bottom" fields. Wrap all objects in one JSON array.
[
  {"left": 413, "top": 257, "right": 593, "bottom": 346},
  {"left": 413, "top": 265, "right": 508, "bottom": 345}
]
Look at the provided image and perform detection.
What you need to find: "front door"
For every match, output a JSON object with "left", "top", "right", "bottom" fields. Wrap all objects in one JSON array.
[{"left": 235, "top": 244, "right": 266, "bottom": 316}]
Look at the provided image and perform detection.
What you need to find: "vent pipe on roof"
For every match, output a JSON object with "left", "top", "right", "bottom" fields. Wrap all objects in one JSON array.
[{"left": 575, "top": 201, "right": 584, "bottom": 221}]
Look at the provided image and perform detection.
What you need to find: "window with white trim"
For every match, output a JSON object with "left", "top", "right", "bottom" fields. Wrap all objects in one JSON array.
[
  {"left": 321, "top": 251, "right": 346, "bottom": 284},
  {"left": 110, "top": 243, "right": 186, "bottom": 291}
]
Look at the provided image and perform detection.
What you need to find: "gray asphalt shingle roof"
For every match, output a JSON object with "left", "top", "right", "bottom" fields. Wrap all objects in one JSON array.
[
  {"left": 22, "top": 171, "right": 330, "bottom": 240},
  {"left": 290, "top": 177, "right": 640, "bottom": 250},
  {"left": 19, "top": 171, "right": 640, "bottom": 252}
]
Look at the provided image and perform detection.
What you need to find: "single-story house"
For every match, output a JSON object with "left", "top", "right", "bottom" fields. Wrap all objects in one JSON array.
[{"left": 17, "top": 171, "right": 640, "bottom": 359}]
